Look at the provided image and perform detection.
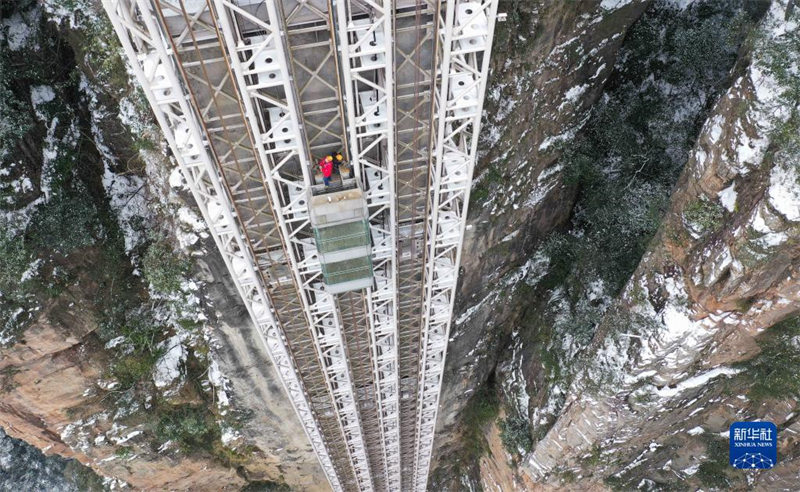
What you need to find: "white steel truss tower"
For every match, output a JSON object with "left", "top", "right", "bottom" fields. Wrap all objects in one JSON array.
[{"left": 103, "top": 0, "right": 498, "bottom": 490}]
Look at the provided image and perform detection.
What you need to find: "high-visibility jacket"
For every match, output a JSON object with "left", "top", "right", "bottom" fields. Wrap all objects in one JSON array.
[{"left": 319, "top": 159, "right": 333, "bottom": 178}]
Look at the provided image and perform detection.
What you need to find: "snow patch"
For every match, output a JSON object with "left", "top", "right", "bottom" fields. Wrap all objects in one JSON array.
[
  {"left": 558, "top": 84, "right": 588, "bottom": 111},
  {"left": 767, "top": 160, "right": 800, "bottom": 221},
  {"left": 169, "top": 168, "right": 185, "bottom": 188},
  {"left": 682, "top": 464, "right": 700, "bottom": 476},
  {"left": 600, "top": 0, "right": 633, "bottom": 11},
  {"left": 501, "top": 230, "right": 519, "bottom": 243},
  {"left": 2, "top": 11, "right": 36, "bottom": 50},
  {"left": 153, "top": 336, "right": 185, "bottom": 389},
  {"left": 103, "top": 164, "right": 148, "bottom": 252},
  {"left": 208, "top": 360, "right": 231, "bottom": 407},
  {"left": 687, "top": 426, "right": 705, "bottom": 436},
  {"left": 656, "top": 367, "right": 742, "bottom": 398},
  {"left": 707, "top": 114, "right": 724, "bottom": 144},
  {"left": 30, "top": 85, "right": 55, "bottom": 119},
  {"left": 717, "top": 183, "right": 737, "bottom": 212}
]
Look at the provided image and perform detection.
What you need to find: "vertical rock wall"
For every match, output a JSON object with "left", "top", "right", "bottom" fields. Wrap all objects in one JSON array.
[{"left": 432, "top": 0, "right": 651, "bottom": 485}]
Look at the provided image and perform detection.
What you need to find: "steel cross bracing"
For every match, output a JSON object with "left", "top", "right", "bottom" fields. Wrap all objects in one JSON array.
[
  {"left": 102, "top": 0, "right": 372, "bottom": 489},
  {"left": 208, "top": 2, "right": 375, "bottom": 490},
  {"left": 413, "top": 0, "right": 498, "bottom": 489},
  {"left": 149, "top": 3, "right": 370, "bottom": 490},
  {"left": 156, "top": 1, "right": 374, "bottom": 489},
  {"left": 390, "top": 3, "right": 437, "bottom": 487},
  {"left": 334, "top": 0, "right": 402, "bottom": 490},
  {"left": 281, "top": 0, "right": 349, "bottom": 158},
  {"left": 100, "top": 1, "right": 348, "bottom": 489},
  {"left": 335, "top": 291, "right": 387, "bottom": 491},
  {"left": 105, "top": 0, "right": 498, "bottom": 489}
]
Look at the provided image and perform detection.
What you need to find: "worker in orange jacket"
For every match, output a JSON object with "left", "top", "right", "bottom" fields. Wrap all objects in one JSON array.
[{"left": 319, "top": 155, "right": 334, "bottom": 186}]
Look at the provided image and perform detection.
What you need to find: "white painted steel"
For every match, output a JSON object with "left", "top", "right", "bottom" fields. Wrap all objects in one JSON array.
[
  {"left": 210, "top": 2, "right": 374, "bottom": 490},
  {"left": 100, "top": 1, "right": 344, "bottom": 490},
  {"left": 413, "top": 0, "right": 498, "bottom": 490},
  {"left": 106, "top": 0, "right": 498, "bottom": 488},
  {"left": 335, "top": 0, "right": 402, "bottom": 490}
]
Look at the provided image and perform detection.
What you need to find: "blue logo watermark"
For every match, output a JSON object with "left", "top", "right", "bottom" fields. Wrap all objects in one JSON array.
[{"left": 729, "top": 421, "right": 777, "bottom": 469}]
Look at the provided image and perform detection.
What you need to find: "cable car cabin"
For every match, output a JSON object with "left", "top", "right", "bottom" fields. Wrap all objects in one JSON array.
[{"left": 309, "top": 183, "right": 373, "bottom": 294}]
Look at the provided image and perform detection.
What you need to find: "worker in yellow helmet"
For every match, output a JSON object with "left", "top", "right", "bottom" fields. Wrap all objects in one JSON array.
[{"left": 333, "top": 151, "right": 346, "bottom": 176}]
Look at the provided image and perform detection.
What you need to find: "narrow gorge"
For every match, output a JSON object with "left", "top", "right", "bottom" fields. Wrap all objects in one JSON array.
[{"left": 1, "top": 0, "right": 798, "bottom": 490}]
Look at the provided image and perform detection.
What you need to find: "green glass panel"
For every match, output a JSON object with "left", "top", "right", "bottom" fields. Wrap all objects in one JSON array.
[
  {"left": 314, "top": 220, "right": 370, "bottom": 254},
  {"left": 321, "top": 256, "right": 373, "bottom": 284}
]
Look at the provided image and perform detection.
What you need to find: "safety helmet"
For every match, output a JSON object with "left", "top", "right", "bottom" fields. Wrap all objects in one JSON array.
[
  {"left": 335, "top": 153, "right": 343, "bottom": 161},
  {"left": 325, "top": 155, "right": 333, "bottom": 162}
]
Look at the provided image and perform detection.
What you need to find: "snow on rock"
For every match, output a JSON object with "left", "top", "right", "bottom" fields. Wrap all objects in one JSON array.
[
  {"left": 600, "top": 0, "right": 633, "bottom": 11},
  {"left": 717, "top": 183, "right": 737, "bottom": 212},
  {"left": 524, "top": 179, "right": 558, "bottom": 209},
  {"left": 103, "top": 165, "right": 148, "bottom": 253},
  {"left": 656, "top": 367, "right": 742, "bottom": 398},
  {"left": 734, "top": 124, "right": 769, "bottom": 172},
  {"left": 750, "top": 203, "right": 789, "bottom": 249},
  {"left": 178, "top": 207, "right": 206, "bottom": 232},
  {"left": 707, "top": 114, "right": 724, "bottom": 144},
  {"left": 501, "top": 329, "right": 532, "bottom": 418},
  {"left": 20, "top": 259, "right": 42, "bottom": 282},
  {"left": 500, "top": 230, "right": 520, "bottom": 243},
  {"left": 39, "top": 118, "right": 79, "bottom": 201},
  {"left": 703, "top": 246, "right": 733, "bottom": 287},
  {"left": 664, "top": 0, "right": 699, "bottom": 10},
  {"left": 767, "top": 159, "right": 800, "bottom": 222},
  {"left": 104, "top": 336, "right": 127, "bottom": 350},
  {"left": 220, "top": 427, "right": 240, "bottom": 446},
  {"left": 208, "top": 359, "right": 231, "bottom": 407},
  {"left": 682, "top": 464, "right": 700, "bottom": 476},
  {"left": 153, "top": 336, "right": 185, "bottom": 389},
  {"left": 751, "top": 206, "right": 774, "bottom": 234},
  {"left": 30, "top": 85, "right": 55, "bottom": 120},
  {"left": 725, "top": 3, "right": 799, "bottom": 175},
  {"left": 79, "top": 73, "right": 152, "bottom": 254},
  {"left": 687, "top": 426, "right": 705, "bottom": 436},
  {"left": 1, "top": 9, "right": 37, "bottom": 50},
  {"left": 175, "top": 206, "right": 207, "bottom": 248},
  {"left": 558, "top": 84, "right": 588, "bottom": 110},
  {"left": 623, "top": 274, "right": 729, "bottom": 388},
  {"left": 757, "top": 231, "right": 788, "bottom": 249}
]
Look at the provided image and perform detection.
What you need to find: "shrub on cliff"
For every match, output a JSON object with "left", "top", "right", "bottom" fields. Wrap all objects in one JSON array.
[
  {"left": 738, "top": 314, "right": 800, "bottom": 403},
  {"left": 142, "top": 237, "right": 190, "bottom": 295},
  {"left": 499, "top": 414, "right": 533, "bottom": 456}
]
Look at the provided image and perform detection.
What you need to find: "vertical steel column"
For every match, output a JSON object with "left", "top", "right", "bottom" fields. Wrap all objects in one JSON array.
[
  {"left": 414, "top": 0, "right": 498, "bottom": 489},
  {"left": 334, "top": 0, "right": 402, "bottom": 489},
  {"left": 392, "top": 3, "right": 438, "bottom": 487},
  {"left": 208, "top": 1, "right": 374, "bottom": 490},
  {"left": 101, "top": 1, "right": 343, "bottom": 490}
]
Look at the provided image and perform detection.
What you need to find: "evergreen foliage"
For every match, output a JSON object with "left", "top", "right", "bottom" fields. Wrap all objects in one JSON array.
[
  {"left": 498, "top": 414, "right": 533, "bottom": 456},
  {"left": 738, "top": 314, "right": 800, "bottom": 403}
]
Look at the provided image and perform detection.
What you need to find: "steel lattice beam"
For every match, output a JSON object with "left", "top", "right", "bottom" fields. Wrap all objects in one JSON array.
[
  {"left": 209, "top": 2, "right": 374, "bottom": 489},
  {"left": 105, "top": 0, "right": 498, "bottom": 489},
  {"left": 413, "top": 1, "right": 499, "bottom": 489},
  {"left": 101, "top": 0, "right": 346, "bottom": 489},
  {"left": 335, "top": 0, "right": 402, "bottom": 489}
]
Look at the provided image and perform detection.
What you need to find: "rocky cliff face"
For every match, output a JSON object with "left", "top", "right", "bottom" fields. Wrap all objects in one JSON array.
[
  {"left": 526, "top": 2, "right": 800, "bottom": 487},
  {"left": 2, "top": 0, "right": 798, "bottom": 490},
  {"left": 431, "top": 0, "right": 652, "bottom": 484},
  {"left": 1, "top": 427, "right": 110, "bottom": 490},
  {"left": 0, "top": 0, "right": 322, "bottom": 489},
  {"left": 434, "top": 0, "right": 799, "bottom": 490}
]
